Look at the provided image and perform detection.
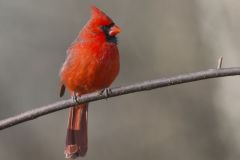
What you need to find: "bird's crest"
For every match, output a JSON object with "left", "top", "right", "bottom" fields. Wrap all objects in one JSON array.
[{"left": 90, "top": 5, "right": 113, "bottom": 25}]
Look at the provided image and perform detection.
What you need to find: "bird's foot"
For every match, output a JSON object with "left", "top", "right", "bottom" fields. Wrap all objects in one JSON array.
[
  {"left": 99, "top": 88, "right": 112, "bottom": 98},
  {"left": 72, "top": 92, "right": 81, "bottom": 104}
]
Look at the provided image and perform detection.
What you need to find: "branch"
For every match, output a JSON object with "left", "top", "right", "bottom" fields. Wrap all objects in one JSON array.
[{"left": 1, "top": 67, "right": 240, "bottom": 130}]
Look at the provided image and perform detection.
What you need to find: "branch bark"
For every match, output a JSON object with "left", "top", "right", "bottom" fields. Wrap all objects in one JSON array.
[{"left": 1, "top": 67, "right": 240, "bottom": 130}]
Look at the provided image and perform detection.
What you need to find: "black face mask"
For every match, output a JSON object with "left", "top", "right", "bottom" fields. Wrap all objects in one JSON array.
[{"left": 100, "top": 23, "right": 118, "bottom": 44}]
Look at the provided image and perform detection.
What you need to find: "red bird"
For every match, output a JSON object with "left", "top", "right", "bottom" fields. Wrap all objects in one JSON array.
[{"left": 59, "top": 6, "right": 121, "bottom": 159}]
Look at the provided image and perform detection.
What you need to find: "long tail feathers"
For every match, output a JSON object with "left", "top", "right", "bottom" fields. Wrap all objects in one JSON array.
[{"left": 65, "top": 104, "right": 88, "bottom": 159}]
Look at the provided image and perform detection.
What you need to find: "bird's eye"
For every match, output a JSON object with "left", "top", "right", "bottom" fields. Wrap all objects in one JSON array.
[{"left": 100, "top": 26, "right": 108, "bottom": 32}]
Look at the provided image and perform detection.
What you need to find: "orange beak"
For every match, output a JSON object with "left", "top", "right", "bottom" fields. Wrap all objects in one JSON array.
[{"left": 109, "top": 25, "right": 121, "bottom": 36}]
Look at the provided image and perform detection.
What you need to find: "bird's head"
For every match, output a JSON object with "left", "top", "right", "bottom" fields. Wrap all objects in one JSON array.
[{"left": 85, "top": 6, "right": 121, "bottom": 44}]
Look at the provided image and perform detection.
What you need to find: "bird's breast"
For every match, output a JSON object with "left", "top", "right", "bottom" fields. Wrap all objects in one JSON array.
[{"left": 60, "top": 42, "right": 120, "bottom": 94}]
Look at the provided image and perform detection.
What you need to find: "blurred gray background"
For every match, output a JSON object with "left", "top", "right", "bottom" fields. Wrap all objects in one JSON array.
[{"left": 0, "top": 0, "right": 240, "bottom": 160}]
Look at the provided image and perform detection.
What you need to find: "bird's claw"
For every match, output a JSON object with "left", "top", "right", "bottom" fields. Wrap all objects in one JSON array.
[
  {"left": 99, "top": 88, "right": 112, "bottom": 98},
  {"left": 72, "top": 92, "right": 81, "bottom": 104}
]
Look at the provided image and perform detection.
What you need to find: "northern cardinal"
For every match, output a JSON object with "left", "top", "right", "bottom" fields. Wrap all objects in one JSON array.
[{"left": 59, "top": 6, "right": 121, "bottom": 159}]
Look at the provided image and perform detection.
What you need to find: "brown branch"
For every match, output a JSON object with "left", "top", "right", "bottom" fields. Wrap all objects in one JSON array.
[{"left": 1, "top": 67, "right": 240, "bottom": 130}]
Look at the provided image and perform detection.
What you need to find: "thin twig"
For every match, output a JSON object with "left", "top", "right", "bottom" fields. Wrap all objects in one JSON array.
[
  {"left": 1, "top": 67, "right": 240, "bottom": 130},
  {"left": 217, "top": 56, "right": 223, "bottom": 69}
]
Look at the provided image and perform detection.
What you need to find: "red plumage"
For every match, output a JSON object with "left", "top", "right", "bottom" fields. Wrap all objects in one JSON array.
[{"left": 59, "top": 6, "right": 121, "bottom": 159}]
